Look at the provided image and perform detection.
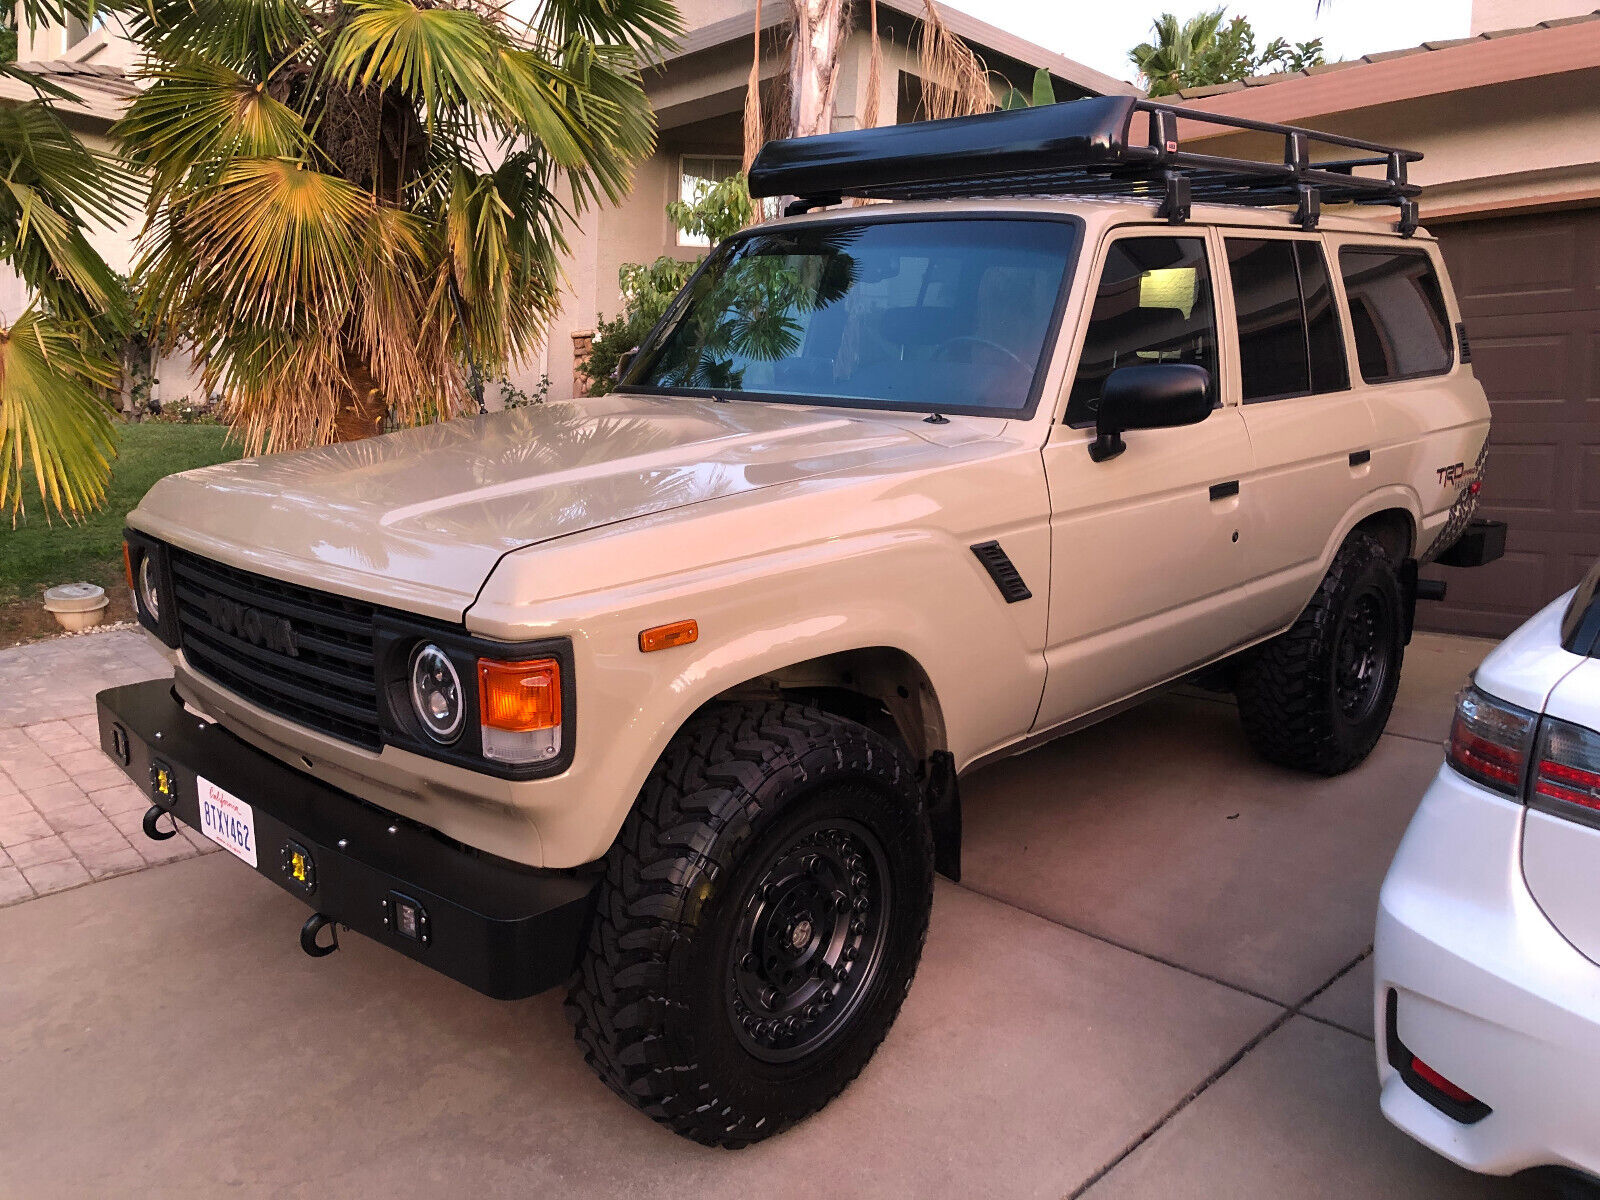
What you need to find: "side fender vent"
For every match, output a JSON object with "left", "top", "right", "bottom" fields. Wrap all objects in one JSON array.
[{"left": 971, "top": 541, "right": 1033, "bottom": 603}]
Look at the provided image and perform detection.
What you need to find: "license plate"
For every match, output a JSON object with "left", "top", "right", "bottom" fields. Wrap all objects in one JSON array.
[{"left": 196, "top": 775, "right": 258, "bottom": 867}]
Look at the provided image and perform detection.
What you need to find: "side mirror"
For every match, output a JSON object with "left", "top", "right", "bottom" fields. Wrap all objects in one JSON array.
[
  {"left": 616, "top": 348, "right": 639, "bottom": 382},
  {"left": 1089, "top": 363, "right": 1212, "bottom": 462}
]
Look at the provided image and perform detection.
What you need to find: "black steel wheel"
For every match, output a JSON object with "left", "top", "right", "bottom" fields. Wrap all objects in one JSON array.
[
  {"left": 566, "top": 702, "right": 934, "bottom": 1148},
  {"left": 1333, "top": 588, "right": 1396, "bottom": 724},
  {"left": 1236, "top": 531, "right": 1405, "bottom": 775},
  {"left": 726, "top": 818, "right": 892, "bottom": 1063}
]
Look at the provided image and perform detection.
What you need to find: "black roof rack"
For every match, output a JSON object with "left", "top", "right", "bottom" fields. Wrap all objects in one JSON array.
[{"left": 747, "top": 95, "right": 1423, "bottom": 234}]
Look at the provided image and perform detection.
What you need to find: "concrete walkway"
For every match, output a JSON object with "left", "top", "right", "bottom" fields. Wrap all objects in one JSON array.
[{"left": 0, "top": 629, "right": 1562, "bottom": 1198}]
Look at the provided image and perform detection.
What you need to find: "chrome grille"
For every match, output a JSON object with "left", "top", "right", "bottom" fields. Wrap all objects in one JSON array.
[{"left": 171, "top": 550, "right": 381, "bottom": 748}]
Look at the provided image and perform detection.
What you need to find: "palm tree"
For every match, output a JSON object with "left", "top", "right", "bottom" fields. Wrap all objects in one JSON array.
[
  {"left": 1129, "top": 8, "right": 1227, "bottom": 97},
  {"left": 0, "top": 0, "right": 135, "bottom": 520},
  {"left": 115, "top": 0, "right": 678, "bottom": 453}
]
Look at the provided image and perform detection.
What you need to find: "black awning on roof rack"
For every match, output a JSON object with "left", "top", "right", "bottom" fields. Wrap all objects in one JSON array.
[
  {"left": 747, "top": 95, "right": 1423, "bottom": 232},
  {"left": 747, "top": 95, "right": 1136, "bottom": 200}
]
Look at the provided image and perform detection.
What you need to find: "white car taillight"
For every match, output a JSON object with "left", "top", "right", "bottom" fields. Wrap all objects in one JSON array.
[
  {"left": 1530, "top": 716, "right": 1600, "bottom": 827},
  {"left": 1446, "top": 686, "right": 1538, "bottom": 797}
]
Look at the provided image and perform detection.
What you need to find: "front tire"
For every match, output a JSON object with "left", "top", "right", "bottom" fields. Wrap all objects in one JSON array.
[
  {"left": 1235, "top": 531, "right": 1404, "bottom": 775},
  {"left": 565, "top": 701, "right": 934, "bottom": 1147}
]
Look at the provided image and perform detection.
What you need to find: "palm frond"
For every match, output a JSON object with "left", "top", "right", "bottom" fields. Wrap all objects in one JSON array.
[
  {"left": 14, "top": 0, "right": 129, "bottom": 36},
  {"left": 0, "top": 101, "right": 135, "bottom": 228},
  {"left": 861, "top": 0, "right": 882, "bottom": 129},
  {"left": 324, "top": 0, "right": 499, "bottom": 129},
  {"left": 0, "top": 307, "right": 119, "bottom": 523},
  {"left": 166, "top": 158, "right": 372, "bottom": 330},
  {"left": 122, "top": 0, "right": 314, "bottom": 76},
  {"left": 917, "top": 0, "right": 993, "bottom": 121},
  {"left": 119, "top": 0, "right": 662, "bottom": 449},
  {"left": 742, "top": 0, "right": 764, "bottom": 171},
  {"left": 489, "top": 46, "right": 597, "bottom": 168},
  {"left": 0, "top": 102, "right": 134, "bottom": 328},
  {"left": 115, "top": 56, "right": 314, "bottom": 199},
  {"left": 544, "top": 36, "right": 656, "bottom": 206},
  {"left": 531, "top": 0, "right": 681, "bottom": 58}
]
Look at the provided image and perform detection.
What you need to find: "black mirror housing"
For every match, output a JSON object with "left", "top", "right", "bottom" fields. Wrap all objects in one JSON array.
[{"left": 1090, "top": 363, "right": 1212, "bottom": 462}]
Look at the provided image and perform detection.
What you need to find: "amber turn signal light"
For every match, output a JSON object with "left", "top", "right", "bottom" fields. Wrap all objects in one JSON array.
[
  {"left": 639, "top": 619, "right": 698, "bottom": 653},
  {"left": 122, "top": 541, "right": 135, "bottom": 591},
  {"left": 477, "top": 658, "right": 561, "bottom": 732}
]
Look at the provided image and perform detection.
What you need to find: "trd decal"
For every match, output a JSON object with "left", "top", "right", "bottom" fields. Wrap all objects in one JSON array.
[{"left": 1436, "top": 461, "right": 1478, "bottom": 487}]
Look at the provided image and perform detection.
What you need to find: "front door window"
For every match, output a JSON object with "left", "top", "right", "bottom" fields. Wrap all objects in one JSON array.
[{"left": 1065, "top": 236, "right": 1219, "bottom": 427}]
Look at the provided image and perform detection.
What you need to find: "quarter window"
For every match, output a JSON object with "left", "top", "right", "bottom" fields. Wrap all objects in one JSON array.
[
  {"left": 1065, "top": 236, "right": 1218, "bottom": 427},
  {"left": 1225, "top": 238, "right": 1349, "bottom": 402},
  {"left": 1338, "top": 247, "right": 1452, "bottom": 383}
]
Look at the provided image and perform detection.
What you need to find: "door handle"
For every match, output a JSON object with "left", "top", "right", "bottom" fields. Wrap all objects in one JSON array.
[
  {"left": 1209, "top": 480, "right": 1240, "bottom": 501},
  {"left": 1349, "top": 449, "right": 1371, "bottom": 467}
]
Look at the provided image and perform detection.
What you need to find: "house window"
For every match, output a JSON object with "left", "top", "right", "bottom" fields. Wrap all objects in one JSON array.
[{"left": 677, "top": 156, "right": 743, "bottom": 247}]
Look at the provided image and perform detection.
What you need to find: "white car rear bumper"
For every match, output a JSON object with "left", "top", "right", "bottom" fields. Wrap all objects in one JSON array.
[{"left": 1375, "top": 764, "right": 1600, "bottom": 1179}]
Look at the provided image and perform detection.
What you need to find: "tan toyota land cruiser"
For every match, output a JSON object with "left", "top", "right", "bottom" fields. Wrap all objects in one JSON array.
[{"left": 97, "top": 96, "right": 1504, "bottom": 1146}]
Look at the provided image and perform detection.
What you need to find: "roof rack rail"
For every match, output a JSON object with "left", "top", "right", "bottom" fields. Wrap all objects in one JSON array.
[{"left": 749, "top": 95, "right": 1423, "bottom": 233}]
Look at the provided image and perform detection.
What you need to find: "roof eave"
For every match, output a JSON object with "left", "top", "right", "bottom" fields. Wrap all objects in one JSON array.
[{"left": 1179, "top": 17, "right": 1600, "bottom": 128}]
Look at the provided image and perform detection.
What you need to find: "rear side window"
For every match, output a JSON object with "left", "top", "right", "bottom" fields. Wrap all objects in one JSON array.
[
  {"left": 1298, "top": 243, "right": 1348, "bottom": 394},
  {"left": 1225, "top": 238, "right": 1349, "bottom": 402},
  {"left": 1338, "top": 248, "right": 1452, "bottom": 383},
  {"left": 1066, "top": 236, "right": 1218, "bottom": 426}
]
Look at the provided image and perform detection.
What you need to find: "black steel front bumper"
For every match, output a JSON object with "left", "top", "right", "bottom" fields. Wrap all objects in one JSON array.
[{"left": 95, "top": 680, "right": 598, "bottom": 1000}]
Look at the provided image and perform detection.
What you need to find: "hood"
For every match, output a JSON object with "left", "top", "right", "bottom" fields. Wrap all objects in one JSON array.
[{"left": 130, "top": 393, "right": 950, "bottom": 620}]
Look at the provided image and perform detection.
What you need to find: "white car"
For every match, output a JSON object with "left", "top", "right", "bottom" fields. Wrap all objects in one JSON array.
[{"left": 1376, "top": 560, "right": 1600, "bottom": 1189}]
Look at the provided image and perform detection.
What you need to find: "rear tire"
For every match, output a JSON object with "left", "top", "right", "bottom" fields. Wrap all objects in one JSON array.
[
  {"left": 565, "top": 701, "right": 934, "bottom": 1147},
  {"left": 1235, "top": 532, "right": 1404, "bottom": 775}
]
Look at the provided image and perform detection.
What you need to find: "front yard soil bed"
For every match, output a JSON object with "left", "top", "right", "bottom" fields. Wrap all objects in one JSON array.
[{"left": 0, "top": 423, "right": 240, "bottom": 648}]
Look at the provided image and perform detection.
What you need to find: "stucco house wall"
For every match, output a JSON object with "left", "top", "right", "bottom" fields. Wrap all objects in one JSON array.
[{"left": 1471, "top": 0, "right": 1595, "bottom": 34}]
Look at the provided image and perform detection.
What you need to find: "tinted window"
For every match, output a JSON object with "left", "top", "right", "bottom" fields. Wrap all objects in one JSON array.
[
  {"left": 1339, "top": 248, "right": 1452, "bottom": 382},
  {"left": 1065, "top": 237, "right": 1217, "bottom": 426},
  {"left": 630, "top": 219, "right": 1078, "bottom": 416},
  {"left": 1224, "top": 238, "right": 1349, "bottom": 402},
  {"left": 1227, "top": 239, "right": 1309, "bottom": 401},
  {"left": 1298, "top": 242, "right": 1349, "bottom": 394}
]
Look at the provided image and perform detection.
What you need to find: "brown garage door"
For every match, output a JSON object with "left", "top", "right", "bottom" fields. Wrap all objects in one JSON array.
[{"left": 1418, "top": 207, "right": 1600, "bottom": 638}]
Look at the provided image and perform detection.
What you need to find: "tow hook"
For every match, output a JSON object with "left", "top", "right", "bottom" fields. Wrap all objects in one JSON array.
[
  {"left": 141, "top": 804, "right": 179, "bottom": 841},
  {"left": 300, "top": 913, "right": 340, "bottom": 958}
]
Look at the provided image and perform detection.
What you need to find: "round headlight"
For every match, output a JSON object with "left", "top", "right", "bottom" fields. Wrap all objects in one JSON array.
[
  {"left": 136, "top": 554, "right": 161, "bottom": 622},
  {"left": 409, "top": 643, "right": 464, "bottom": 743}
]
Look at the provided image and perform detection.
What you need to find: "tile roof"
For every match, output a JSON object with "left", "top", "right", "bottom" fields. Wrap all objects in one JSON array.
[
  {"left": 0, "top": 59, "right": 139, "bottom": 123},
  {"left": 1172, "top": 8, "right": 1600, "bottom": 100}
]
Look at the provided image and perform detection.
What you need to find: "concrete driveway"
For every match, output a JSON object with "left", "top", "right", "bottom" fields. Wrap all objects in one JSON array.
[{"left": 0, "top": 630, "right": 1561, "bottom": 1198}]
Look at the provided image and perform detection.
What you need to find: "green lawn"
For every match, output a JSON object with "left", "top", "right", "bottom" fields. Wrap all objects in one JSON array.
[{"left": 0, "top": 422, "right": 242, "bottom": 643}]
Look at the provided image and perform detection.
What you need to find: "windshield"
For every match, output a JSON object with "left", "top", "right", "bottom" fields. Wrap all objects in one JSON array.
[{"left": 623, "top": 217, "right": 1079, "bottom": 417}]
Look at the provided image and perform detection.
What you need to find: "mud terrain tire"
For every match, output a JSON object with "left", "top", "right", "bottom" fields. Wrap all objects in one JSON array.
[
  {"left": 1235, "top": 531, "right": 1404, "bottom": 775},
  {"left": 565, "top": 701, "right": 935, "bottom": 1147}
]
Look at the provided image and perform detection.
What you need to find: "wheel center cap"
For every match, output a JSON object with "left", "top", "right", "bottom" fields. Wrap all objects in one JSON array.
[{"left": 789, "top": 918, "right": 813, "bottom": 951}]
